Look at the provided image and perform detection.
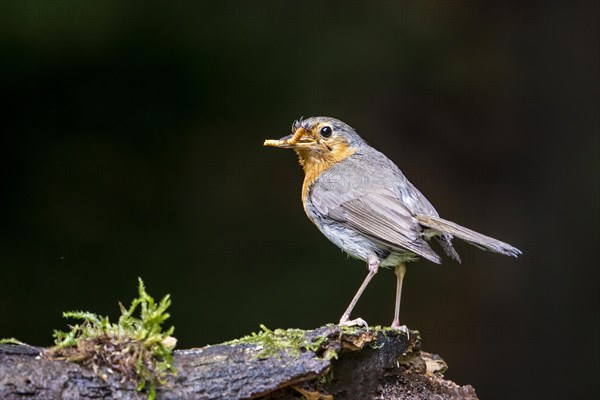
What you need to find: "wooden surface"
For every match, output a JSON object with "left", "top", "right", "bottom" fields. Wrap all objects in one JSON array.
[{"left": 0, "top": 326, "right": 478, "bottom": 400}]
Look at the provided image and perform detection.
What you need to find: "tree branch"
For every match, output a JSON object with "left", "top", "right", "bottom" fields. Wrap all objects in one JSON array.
[{"left": 0, "top": 326, "right": 478, "bottom": 400}]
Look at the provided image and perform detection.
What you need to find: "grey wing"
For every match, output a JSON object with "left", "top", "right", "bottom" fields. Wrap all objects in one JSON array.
[
  {"left": 312, "top": 188, "right": 442, "bottom": 264},
  {"left": 391, "top": 169, "right": 461, "bottom": 262}
]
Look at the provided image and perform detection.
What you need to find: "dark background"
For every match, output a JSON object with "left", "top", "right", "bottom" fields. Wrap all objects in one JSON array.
[{"left": 1, "top": 1, "right": 598, "bottom": 399}]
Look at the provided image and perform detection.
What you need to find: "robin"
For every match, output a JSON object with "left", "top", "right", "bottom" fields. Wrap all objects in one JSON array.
[{"left": 264, "top": 116, "right": 521, "bottom": 330}]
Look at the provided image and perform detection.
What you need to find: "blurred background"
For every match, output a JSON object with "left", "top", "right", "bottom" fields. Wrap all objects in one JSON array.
[{"left": 1, "top": 1, "right": 598, "bottom": 399}]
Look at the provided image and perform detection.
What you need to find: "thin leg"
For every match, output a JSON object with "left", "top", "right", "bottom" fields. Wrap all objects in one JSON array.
[
  {"left": 391, "top": 263, "right": 407, "bottom": 329},
  {"left": 339, "top": 255, "right": 379, "bottom": 328}
]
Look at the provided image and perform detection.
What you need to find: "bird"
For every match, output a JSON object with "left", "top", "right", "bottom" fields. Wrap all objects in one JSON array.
[{"left": 264, "top": 116, "right": 521, "bottom": 330}]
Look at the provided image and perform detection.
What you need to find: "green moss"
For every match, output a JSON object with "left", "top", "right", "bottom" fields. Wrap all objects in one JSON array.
[
  {"left": 225, "top": 324, "right": 408, "bottom": 361},
  {"left": 0, "top": 337, "right": 25, "bottom": 345},
  {"left": 226, "top": 325, "right": 330, "bottom": 359},
  {"left": 336, "top": 324, "right": 397, "bottom": 336},
  {"left": 47, "top": 278, "right": 176, "bottom": 400}
]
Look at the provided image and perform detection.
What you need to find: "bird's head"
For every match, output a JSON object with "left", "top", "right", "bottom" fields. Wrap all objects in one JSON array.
[{"left": 264, "top": 116, "right": 364, "bottom": 173}]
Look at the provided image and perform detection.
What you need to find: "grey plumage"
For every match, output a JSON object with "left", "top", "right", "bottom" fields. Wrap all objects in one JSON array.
[{"left": 301, "top": 116, "right": 520, "bottom": 266}]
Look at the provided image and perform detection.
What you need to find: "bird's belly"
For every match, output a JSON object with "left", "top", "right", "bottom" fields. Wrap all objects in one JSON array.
[
  {"left": 304, "top": 188, "right": 419, "bottom": 266},
  {"left": 380, "top": 251, "right": 419, "bottom": 267},
  {"left": 315, "top": 220, "right": 417, "bottom": 267},
  {"left": 315, "top": 219, "right": 376, "bottom": 262}
]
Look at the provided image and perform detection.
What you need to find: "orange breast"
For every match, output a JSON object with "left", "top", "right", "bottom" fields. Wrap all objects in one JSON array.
[{"left": 295, "top": 141, "right": 356, "bottom": 218}]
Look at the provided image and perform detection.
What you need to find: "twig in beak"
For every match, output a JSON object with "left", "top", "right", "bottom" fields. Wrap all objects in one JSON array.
[{"left": 263, "top": 139, "right": 283, "bottom": 147}]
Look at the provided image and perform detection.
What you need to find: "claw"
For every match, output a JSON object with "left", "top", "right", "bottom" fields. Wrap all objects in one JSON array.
[
  {"left": 339, "top": 317, "right": 369, "bottom": 330},
  {"left": 391, "top": 323, "right": 410, "bottom": 338}
]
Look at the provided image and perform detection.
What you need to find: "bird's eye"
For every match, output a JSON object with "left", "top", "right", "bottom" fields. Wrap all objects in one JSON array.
[{"left": 320, "top": 126, "right": 332, "bottom": 138}]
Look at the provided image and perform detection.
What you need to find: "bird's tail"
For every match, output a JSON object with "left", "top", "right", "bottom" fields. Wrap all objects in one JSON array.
[{"left": 416, "top": 214, "right": 522, "bottom": 257}]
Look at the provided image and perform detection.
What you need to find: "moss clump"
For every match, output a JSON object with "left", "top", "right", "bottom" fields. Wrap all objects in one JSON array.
[
  {"left": 226, "top": 325, "right": 329, "bottom": 359},
  {"left": 45, "top": 278, "right": 176, "bottom": 400}
]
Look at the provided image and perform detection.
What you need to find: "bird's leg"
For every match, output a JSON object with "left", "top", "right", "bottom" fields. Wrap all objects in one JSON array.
[
  {"left": 339, "top": 255, "right": 379, "bottom": 328},
  {"left": 391, "top": 263, "right": 409, "bottom": 335}
]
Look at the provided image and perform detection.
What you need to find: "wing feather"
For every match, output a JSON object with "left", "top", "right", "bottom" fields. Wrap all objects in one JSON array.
[{"left": 319, "top": 190, "right": 442, "bottom": 264}]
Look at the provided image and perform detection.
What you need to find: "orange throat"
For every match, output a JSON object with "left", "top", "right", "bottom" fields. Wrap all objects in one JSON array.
[{"left": 296, "top": 142, "right": 356, "bottom": 214}]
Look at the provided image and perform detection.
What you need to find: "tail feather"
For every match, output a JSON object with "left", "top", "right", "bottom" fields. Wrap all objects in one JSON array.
[
  {"left": 435, "top": 234, "right": 462, "bottom": 262},
  {"left": 416, "top": 214, "right": 522, "bottom": 258}
]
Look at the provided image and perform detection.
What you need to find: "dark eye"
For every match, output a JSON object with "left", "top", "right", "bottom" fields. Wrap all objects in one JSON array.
[{"left": 320, "top": 126, "right": 332, "bottom": 138}]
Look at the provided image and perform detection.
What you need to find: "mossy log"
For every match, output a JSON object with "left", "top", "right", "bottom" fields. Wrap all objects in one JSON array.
[{"left": 0, "top": 325, "right": 477, "bottom": 400}]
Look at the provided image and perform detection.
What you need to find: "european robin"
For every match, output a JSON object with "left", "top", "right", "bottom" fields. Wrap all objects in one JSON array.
[{"left": 264, "top": 116, "right": 521, "bottom": 330}]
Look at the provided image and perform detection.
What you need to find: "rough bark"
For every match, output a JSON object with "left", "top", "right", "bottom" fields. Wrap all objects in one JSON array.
[{"left": 0, "top": 326, "right": 478, "bottom": 400}]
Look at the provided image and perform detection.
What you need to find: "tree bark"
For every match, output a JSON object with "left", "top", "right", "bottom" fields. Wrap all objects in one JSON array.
[{"left": 0, "top": 326, "right": 478, "bottom": 400}]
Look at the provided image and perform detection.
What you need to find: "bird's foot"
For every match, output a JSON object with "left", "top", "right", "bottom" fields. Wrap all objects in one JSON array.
[
  {"left": 339, "top": 316, "right": 369, "bottom": 330},
  {"left": 391, "top": 321, "right": 410, "bottom": 338}
]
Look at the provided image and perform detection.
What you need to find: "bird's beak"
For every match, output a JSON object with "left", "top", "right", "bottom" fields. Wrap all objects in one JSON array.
[{"left": 263, "top": 127, "right": 316, "bottom": 149}]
